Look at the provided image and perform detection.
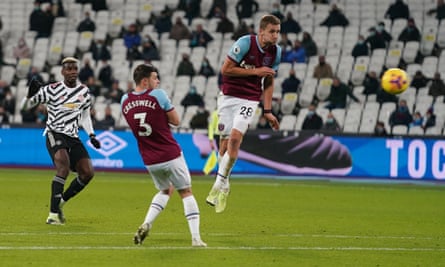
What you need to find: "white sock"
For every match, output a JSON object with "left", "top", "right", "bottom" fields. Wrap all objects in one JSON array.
[
  {"left": 212, "top": 152, "right": 234, "bottom": 191},
  {"left": 183, "top": 195, "right": 201, "bottom": 240},
  {"left": 143, "top": 192, "right": 170, "bottom": 226}
]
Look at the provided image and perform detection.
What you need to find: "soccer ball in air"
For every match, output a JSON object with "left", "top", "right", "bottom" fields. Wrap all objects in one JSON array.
[{"left": 381, "top": 68, "right": 410, "bottom": 95}]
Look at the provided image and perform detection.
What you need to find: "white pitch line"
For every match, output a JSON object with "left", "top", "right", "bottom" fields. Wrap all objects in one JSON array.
[
  {"left": 0, "top": 246, "right": 444, "bottom": 251},
  {"left": 0, "top": 232, "right": 441, "bottom": 241}
]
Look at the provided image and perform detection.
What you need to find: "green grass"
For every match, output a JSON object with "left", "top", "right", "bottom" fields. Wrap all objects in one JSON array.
[{"left": 0, "top": 168, "right": 445, "bottom": 267}]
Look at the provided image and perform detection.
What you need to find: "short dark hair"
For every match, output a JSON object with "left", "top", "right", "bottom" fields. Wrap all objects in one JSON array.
[{"left": 133, "top": 64, "right": 158, "bottom": 85}]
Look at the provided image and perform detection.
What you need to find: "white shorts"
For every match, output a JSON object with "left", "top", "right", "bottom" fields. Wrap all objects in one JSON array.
[
  {"left": 145, "top": 153, "right": 191, "bottom": 191},
  {"left": 218, "top": 95, "right": 259, "bottom": 137}
]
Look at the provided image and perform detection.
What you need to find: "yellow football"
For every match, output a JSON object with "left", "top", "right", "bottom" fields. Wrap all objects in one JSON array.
[{"left": 381, "top": 68, "right": 410, "bottom": 95}]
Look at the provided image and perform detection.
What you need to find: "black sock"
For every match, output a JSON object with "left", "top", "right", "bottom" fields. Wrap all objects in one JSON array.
[
  {"left": 63, "top": 176, "right": 86, "bottom": 202},
  {"left": 50, "top": 176, "right": 66, "bottom": 213}
]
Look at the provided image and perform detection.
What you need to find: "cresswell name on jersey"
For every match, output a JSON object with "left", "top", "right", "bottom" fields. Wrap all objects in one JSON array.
[{"left": 122, "top": 99, "right": 157, "bottom": 115}]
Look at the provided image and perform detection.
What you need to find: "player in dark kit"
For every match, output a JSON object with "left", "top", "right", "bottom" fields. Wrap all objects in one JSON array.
[
  {"left": 21, "top": 57, "right": 101, "bottom": 225},
  {"left": 206, "top": 14, "right": 281, "bottom": 213},
  {"left": 121, "top": 64, "right": 206, "bottom": 247}
]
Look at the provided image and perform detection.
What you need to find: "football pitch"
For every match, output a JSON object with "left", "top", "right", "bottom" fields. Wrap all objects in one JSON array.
[{"left": 0, "top": 168, "right": 444, "bottom": 267}]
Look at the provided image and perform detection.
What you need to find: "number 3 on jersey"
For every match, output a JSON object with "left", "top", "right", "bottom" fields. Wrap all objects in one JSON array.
[{"left": 134, "top": 113, "right": 152, "bottom": 136}]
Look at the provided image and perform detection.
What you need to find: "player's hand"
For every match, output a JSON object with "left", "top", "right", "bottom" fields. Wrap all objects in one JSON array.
[
  {"left": 256, "top": 66, "right": 275, "bottom": 77},
  {"left": 210, "top": 140, "right": 215, "bottom": 150},
  {"left": 89, "top": 134, "right": 101, "bottom": 149},
  {"left": 27, "top": 78, "right": 42, "bottom": 98},
  {"left": 264, "top": 113, "right": 279, "bottom": 130}
]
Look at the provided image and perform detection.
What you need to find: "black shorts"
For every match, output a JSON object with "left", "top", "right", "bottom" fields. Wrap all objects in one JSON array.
[{"left": 46, "top": 131, "right": 90, "bottom": 172}]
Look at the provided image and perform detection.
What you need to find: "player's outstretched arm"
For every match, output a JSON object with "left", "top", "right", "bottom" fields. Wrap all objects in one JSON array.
[
  {"left": 262, "top": 76, "right": 279, "bottom": 130},
  {"left": 27, "top": 78, "right": 42, "bottom": 98}
]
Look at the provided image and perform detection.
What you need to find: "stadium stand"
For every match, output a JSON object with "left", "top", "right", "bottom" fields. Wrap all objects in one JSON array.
[{"left": 0, "top": 0, "right": 444, "bottom": 136}]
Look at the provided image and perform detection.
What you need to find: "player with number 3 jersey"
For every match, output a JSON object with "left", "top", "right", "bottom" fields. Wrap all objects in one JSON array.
[{"left": 121, "top": 64, "right": 206, "bottom": 247}]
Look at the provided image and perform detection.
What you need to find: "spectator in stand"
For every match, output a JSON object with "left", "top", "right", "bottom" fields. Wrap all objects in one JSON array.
[
  {"left": 325, "top": 77, "right": 360, "bottom": 110},
  {"left": 1, "top": 89, "right": 16, "bottom": 117},
  {"left": 398, "top": 18, "right": 421, "bottom": 43},
  {"left": 216, "top": 12, "right": 235, "bottom": 34},
  {"left": 302, "top": 104, "right": 323, "bottom": 130},
  {"left": 27, "top": 66, "right": 45, "bottom": 85},
  {"left": 422, "top": 107, "right": 436, "bottom": 130},
  {"left": 181, "top": 85, "right": 204, "bottom": 108},
  {"left": 322, "top": 112, "right": 341, "bottom": 132},
  {"left": 281, "top": 68, "right": 301, "bottom": 97},
  {"left": 89, "top": 39, "right": 111, "bottom": 61},
  {"left": 98, "top": 60, "right": 113, "bottom": 90},
  {"left": 77, "top": 11, "right": 96, "bottom": 32},
  {"left": 29, "top": 1, "right": 46, "bottom": 37},
  {"left": 376, "top": 21, "right": 393, "bottom": 44},
  {"left": 169, "top": 17, "right": 191, "bottom": 42},
  {"left": 365, "top": 27, "right": 387, "bottom": 51},
  {"left": 107, "top": 80, "right": 125, "bottom": 103},
  {"left": 125, "top": 80, "right": 135, "bottom": 93},
  {"left": 283, "top": 40, "right": 306, "bottom": 63},
  {"left": 127, "top": 43, "right": 142, "bottom": 62},
  {"left": 206, "top": 0, "right": 227, "bottom": 19},
  {"left": 0, "top": 106, "right": 9, "bottom": 125},
  {"left": 123, "top": 24, "right": 142, "bottom": 51},
  {"left": 410, "top": 70, "right": 430, "bottom": 90},
  {"left": 190, "top": 104, "right": 210, "bottom": 129},
  {"left": 13, "top": 38, "right": 30, "bottom": 62},
  {"left": 177, "top": 53, "right": 196, "bottom": 77},
  {"left": 97, "top": 105, "right": 115, "bottom": 129},
  {"left": 270, "top": 2, "right": 284, "bottom": 21},
  {"left": 40, "top": 3, "right": 55, "bottom": 38},
  {"left": 0, "top": 80, "right": 10, "bottom": 102},
  {"left": 351, "top": 35, "right": 369, "bottom": 58},
  {"left": 141, "top": 37, "right": 160, "bottom": 61},
  {"left": 177, "top": 0, "right": 201, "bottom": 25},
  {"left": 232, "top": 20, "right": 249, "bottom": 40},
  {"left": 278, "top": 33, "right": 292, "bottom": 56},
  {"left": 362, "top": 71, "right": 380, "bottom": 95},
  {"left": 427, "top": 0, "right": 445, "bottom": 21},
  {"left": 78, "top": 59, "right": 95, "bottom": 83},
  {"left": 281, "top": 12, "right": 301, "bottom": 35},
  {"left": 377, "top": 87, "right": 398, "bottom": 104},
  {"left": 374, "top": 121, "right": 389, "bottom": 136},
  {"left": 154, "top": 8, "right": 173, "bottom": 38},
  {"left": 385, "top": 0, "right": 410, "bottom": 21},
  {"left": 428, "top": 72, "right": 445, "bottom": 98},
  {"left": 91, "top": 0, "right": 107, "bottom": 11},
  {"left": 313, "top": 55, "right": 334, "bottom": 79},
  {"left": 198, "top": 57, "right": 216, "bottom": 78},
  {"left": 189, "top": 24, "right": 214, "bottom": 48},
  {"left": 21, "top": 105, "right": 38, "bottom": 123},
  {"left": 207, "top": 5, "right": 224, "bottom": 20},
  {"left": 389, "top": 99, "right": 413, "bottom": 127},
  {"left": 235, "top": 0, "right": 259, "bottom": 22},
  {"left": 320, "top": 4, "right": 349, "bottom": 27},
  {"left": 281, "top": 0, "right": 296, "bottom": 5},
  {"left": 301, "top": 31, "right": 318, "bottom": 57},
  {"left": 86, "top": 76, "right": 101, "bottom": 97},
  {"left": 409, "top": 111, "right": 424, "bottom": 128}
]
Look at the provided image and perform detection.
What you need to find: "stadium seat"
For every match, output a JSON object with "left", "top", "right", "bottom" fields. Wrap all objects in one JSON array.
[
  {"left": 402, "top": 41, "right": 419, "bottom": 64},
  {"left": 280, "top": 93, "right": 298, "bottom": 115},
  {"left": 316, "top": 78, "right": 332, "bottom": 101},
  {"left": 279, "top": 114, "right": 297, "bottom": 131},
  {"left": 392, "top": 125, "right": 408, "bottom": 136}
]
